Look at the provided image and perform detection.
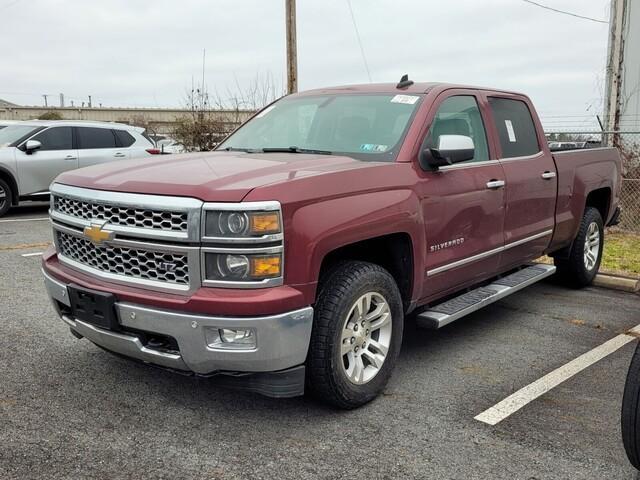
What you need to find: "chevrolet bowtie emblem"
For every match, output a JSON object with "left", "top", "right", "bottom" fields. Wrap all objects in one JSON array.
[{"left": 83, "top": 223, "right": 114, "bottom": 245}]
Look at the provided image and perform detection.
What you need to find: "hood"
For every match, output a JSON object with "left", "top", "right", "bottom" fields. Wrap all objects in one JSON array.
[{"left": 54, "top": 151, "right": 382, "bottom": 202}]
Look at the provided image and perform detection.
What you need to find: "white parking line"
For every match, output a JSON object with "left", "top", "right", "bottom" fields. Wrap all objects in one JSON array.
[
  {"left": 21, "top": 252, "right": 43, "bottom": 257},
  {"left": 475, "top": 325, "right": 640, "bottom": 426},
  {"left": 0, "top": 217, "right": 49, "bottom": 223}
]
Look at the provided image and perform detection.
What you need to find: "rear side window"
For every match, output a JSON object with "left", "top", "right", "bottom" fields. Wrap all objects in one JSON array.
[
  {"left": 31, "top": 127, "right": 73, "bottom": 151},
  {"left": 488, "top": 97, "right": 540, "bottom": 158},
  {"left": 77, "top": 127, "right": 117, "bottom": 149},
  {"left": 114, "top": 130, "right": 135, "bottom": 147}
]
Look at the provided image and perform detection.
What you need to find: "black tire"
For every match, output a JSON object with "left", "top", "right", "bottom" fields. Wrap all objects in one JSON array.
[
  {"left": 0, "top": 178, "right": 12, "bottom": 218},
  {"left": 306, "top": 261, "right": 404, "bottom": 409},
  {"left": 622, "top": 342, "right": 640, "bottom": 470},
  {"left": 554, "top": 206, "right": 603, "bottom": 288}
]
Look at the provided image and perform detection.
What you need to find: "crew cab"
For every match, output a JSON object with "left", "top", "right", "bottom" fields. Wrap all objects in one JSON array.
[
  {"left": 42, "top": 80, "right": 622, "bottom": 408},
  {"left": 0, "top": 120, "right": 156, "bottom": 217}
]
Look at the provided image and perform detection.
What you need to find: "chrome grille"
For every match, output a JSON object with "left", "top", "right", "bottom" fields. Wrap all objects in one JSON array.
[
  {"left": 57, "top": 231, "right": 190, "bottom": 286},
  {"left": 53, "top": 195, "right": 188, "bottom": 232}
]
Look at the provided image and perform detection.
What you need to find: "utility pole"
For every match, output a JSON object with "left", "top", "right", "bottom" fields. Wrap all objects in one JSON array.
[
  {"left": 285, "top": 0, "right": 298, "bottom": 94},
  {"left": 603, "top": 0, "right": 627, "bottom": 145},
  {"left": 42, "top": 94, "right": 49, "bottom": 107},
  {"left": 88, "top": 95, "right": 92, "bottom": 108},
  {"left": 59, "top": 93, "right": 65, "bottom": 108}
]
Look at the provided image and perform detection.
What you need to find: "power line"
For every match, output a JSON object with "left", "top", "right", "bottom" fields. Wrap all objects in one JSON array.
[
  {"left": 345, "top": 0, "right": 372, "bottom": 83},
  {"left": 521, "top": 0, "right": 608, "bottom": 24}
]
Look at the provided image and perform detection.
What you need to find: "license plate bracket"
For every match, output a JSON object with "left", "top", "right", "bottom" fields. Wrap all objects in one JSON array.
[{"left": 68, "top": 284, "right": 119, "bottom": 330}]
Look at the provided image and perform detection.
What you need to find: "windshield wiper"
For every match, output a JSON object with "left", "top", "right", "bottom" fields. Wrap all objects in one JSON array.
[
  {"left": 261, "top": 146, "right": 333, "bottom": 155},
  {"left": 221, "top": 147, "right": 260, "bottom": 153}
]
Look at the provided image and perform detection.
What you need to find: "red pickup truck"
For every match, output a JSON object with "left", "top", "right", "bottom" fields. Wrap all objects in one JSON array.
[{"left": 42, "top": 79, "right": 622, "bottom": 408}]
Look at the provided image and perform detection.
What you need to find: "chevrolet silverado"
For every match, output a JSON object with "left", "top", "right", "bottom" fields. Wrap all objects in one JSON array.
[{"left": 42, "top": 79, "right": 622, "bottom": 408}]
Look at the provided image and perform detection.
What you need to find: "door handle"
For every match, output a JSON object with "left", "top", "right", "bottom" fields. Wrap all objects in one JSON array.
[
  {"left": 114, "top": 153, "right": 126, "bottom": 158},
  {"left": 486, "top": 180, "right": 505, "bottom": 189},
  {"left": 541, "top": 171, "right": 556, "bottom": 179},
  {"left": 64, "top": 155, "right": 77, "bottom": 161}
]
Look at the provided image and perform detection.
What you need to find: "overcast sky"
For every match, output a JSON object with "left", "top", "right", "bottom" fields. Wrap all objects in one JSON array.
[{"left": 0, "top": 0, "right": 611, "bottom": 129}]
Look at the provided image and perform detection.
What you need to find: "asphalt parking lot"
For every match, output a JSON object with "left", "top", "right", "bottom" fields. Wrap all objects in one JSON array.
[{"left": 1, "top": 204, "right": 640, "bottom": 479}]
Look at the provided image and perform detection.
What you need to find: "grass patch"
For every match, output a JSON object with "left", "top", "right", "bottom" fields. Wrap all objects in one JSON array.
[
  {"left": 536, "top": 229, "right": 640, "bottom": 278},
  {"left": 601, "top": 229, "right": 640, "bottom": 277}
]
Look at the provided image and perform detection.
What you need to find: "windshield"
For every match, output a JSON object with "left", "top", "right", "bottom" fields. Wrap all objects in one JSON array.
[
  {"left": 219, "top": 93, "right": 422, "bottom": 161},
  {"left": 0, "top": 125, "right": 40, "bottom": 148}
]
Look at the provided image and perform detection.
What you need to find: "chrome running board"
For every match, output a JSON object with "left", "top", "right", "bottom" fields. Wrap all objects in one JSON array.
[{"left": 416, "top": 264, "right": 556, "bottom": 329}]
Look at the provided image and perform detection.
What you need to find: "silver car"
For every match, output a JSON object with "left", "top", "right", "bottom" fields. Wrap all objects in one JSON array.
[{"left": 0, "top": 121, "right": 157, "bottom": 217}]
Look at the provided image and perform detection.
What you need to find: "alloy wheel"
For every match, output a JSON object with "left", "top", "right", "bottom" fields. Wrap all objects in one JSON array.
[
  {"left": 583, "top": 221, "right": 600, "bottom": 271},
  {"left": 339, "top": 292, "right": 392, "bottom": 385}
]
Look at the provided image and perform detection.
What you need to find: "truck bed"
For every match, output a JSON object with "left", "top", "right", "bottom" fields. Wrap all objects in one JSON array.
[{"left": 549, "top": 147, "right": 622, "bottom": 253}]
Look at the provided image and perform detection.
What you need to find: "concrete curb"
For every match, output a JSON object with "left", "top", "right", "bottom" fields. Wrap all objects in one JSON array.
[{"left": 593, "top": 273, "right": 640, "bottom": 293}]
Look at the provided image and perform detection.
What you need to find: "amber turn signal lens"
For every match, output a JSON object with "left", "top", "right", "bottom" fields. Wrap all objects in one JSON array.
[
  {"left": 249, "top": 213, "right": 280, "bottom": 235},
  {"left": 250, "top": 255, "right": 281, "bottom": 278}
]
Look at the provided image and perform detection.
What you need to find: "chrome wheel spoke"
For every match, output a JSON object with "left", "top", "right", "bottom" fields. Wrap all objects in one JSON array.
[
  {"left": 367, "top": 338, "right": 389, "bottom": 357},
  {"left": 354, "top": 293, "right": 372, "bottom": 318},
  {"left": 369, "top": 311, "right": 391, "bottom": 331},
  {"left": 347, "top": 355, "right": 366, "bottom": 383},
  {"left": 361, "top": 348, "right": 384, "bottom": 369}
]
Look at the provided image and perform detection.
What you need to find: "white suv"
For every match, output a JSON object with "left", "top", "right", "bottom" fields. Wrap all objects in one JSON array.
[{"left": 0, "top": 121, "right": 158, "bottom": 217}]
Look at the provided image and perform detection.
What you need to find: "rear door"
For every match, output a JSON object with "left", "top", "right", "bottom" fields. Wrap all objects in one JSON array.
[
  {"left": 416, "top": 91, "right": 506, "bottom": 299},
  {"left": 484, "top": 94, "right": 557, "bottom": 269},
  {"left": 76, "top": 127, "right": 128, "bottom": 167},
  {"left": 16, "top": 126, "right": 77, "bottom": 195}
]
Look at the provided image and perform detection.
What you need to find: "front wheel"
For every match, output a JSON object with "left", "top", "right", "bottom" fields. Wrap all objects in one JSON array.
[
  {"left": 0, "top": 178, "right": 12, "bottom": 218},
  {"left": 554, "top": 206, "right": 604, "bottom": 287},
  {"left": 306, "top": 261, "right": 404, "bottom": 409}
]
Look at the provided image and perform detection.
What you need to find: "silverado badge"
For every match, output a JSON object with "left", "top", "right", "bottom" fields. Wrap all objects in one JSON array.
[{"left": 83, "top": 222, "right": 114, "bottom": 245}]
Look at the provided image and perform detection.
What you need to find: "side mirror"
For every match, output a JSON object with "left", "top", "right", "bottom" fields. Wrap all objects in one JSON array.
[
  {"left": 420, "top": 134, "right": 475, "bottom": 170},
  {"left": 24, "top": 140, "right": 42, "bottom": 154}
]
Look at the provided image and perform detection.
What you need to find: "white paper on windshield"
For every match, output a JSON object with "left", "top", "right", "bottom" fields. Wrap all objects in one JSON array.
[
  {"left": 505, "top": 120, "right": 517, "bottom": 142},
  {"left": 391, "top": 94, "right": 419, "bottom": 105},
  {"left": 256, "top": 105, "right": 276, "bottom": 118}
]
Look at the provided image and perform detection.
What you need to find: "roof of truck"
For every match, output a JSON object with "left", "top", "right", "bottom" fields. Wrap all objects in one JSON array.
[{"left": 298, "top": 82, "right": 526, "bottom": 97}]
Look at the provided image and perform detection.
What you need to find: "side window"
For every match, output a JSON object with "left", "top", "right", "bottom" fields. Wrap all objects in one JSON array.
[
  {"left": 488, "top": 97, "right": 540, "bottom": 158},
  {"left": 77, "top": 127, "right": 117, "bottom": 149},
  {"left": 424, "top": 96, "right": 489, "bottom": 162},
  {"left": 31, "top": 127, "right": 73, "bottom": 151},
  {"left": 113, "top": 130, "right": 135, "bottom": 147}
]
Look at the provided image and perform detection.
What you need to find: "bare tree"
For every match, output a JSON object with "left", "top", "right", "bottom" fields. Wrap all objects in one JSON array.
[
  {"left": 172, "top": 72, "right": 285, "bottom": 152},
  {"left": 172, "top": 84, "right": 228, "bottom": 152}
]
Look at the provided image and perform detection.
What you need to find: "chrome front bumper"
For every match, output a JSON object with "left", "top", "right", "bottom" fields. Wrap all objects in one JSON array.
[{"left": 43, "top": 269, "right": 314, "bottom": 375}]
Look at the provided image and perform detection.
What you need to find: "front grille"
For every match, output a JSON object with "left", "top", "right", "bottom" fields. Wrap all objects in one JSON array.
[
  {"left": 53, "top": 195, "right": 188, "bottom": 232},
  {"left": 57, "top": 231, "right": 190, "bottom": 286}
]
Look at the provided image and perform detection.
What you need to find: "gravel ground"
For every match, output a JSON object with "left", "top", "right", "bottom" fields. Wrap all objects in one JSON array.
[{"left": 1, "top": 204, "right": 640, "bottom": 479}]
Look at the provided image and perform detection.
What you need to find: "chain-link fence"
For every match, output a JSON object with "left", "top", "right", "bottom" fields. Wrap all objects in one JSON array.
[{"left": 545, "top": 131, "right": 640, "bottom": 232}]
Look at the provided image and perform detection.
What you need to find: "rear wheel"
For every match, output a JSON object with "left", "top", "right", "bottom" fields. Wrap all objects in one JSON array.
[
  {"left": 0, "top": 179, "right": 12, "bottom": 218},
  {"left": 554, "top": 206, "right": 603, "bottom": 287},
  {"left": 306, "top": 261, "right": 403, "bottom": 409}
]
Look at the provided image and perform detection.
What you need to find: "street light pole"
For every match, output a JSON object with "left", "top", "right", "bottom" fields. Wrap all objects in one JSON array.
[{"left": 285, "top": 0, "right": 298, "bottom": 94}]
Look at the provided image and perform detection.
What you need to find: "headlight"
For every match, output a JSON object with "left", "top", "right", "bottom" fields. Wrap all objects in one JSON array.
[
  {"left": 201, "top": 201, "right": 284, "bottom": 288},
  {"left": 204, "top": 210, "right": 281, "bottom": 239},
  {"left": 204, "top": 252, "right": 282, "bottom": 282}
]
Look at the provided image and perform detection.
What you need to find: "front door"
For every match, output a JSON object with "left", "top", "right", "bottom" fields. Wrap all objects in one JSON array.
[
  {"left": 485, "top": 95, "right": 557, "bottom": 269},
  {"left": 416, "top": 93, "right": 506, "bottom": 300},
  {"left": 17, "top": 126, "right": 78, "bottom": 195}
]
